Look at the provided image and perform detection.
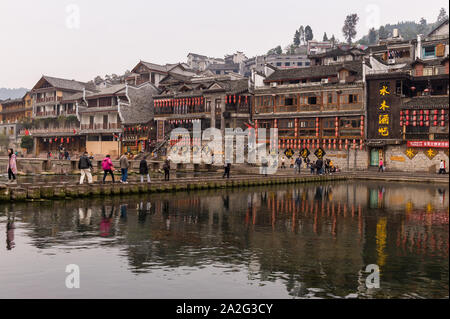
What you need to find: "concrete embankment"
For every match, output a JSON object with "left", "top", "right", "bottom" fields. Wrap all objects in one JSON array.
[{"left": 1, "top": 175, "right": 347, "bottom": 202}]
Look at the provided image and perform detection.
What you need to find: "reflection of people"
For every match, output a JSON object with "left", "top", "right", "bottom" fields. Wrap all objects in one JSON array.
[
  {"left": 120, "top": 204, "right": 127, "bottom": 220},
  {"left": 100, "top": 206, "right": 114, "bottom": 237},
  {"left": 78, "top": 208, "right": 92, "bottom": 226},
  {"left": 261, "top": 157, "right": 268, "bottom": 176},
  {"left": 6, "top": 212, "right": 15, "bottom": 250}
]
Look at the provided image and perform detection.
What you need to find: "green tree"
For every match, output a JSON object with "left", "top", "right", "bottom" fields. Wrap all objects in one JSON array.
[
  {"left": 20, "top": 135, "right": 34, "bottom": 152},
  {"left": 342, "top": 13, "right": 359, "bottom": 44},
  {"left": 294, "top": 30, "right": 300, "bottom": 46},
  {"left": 437, "top": 8, "right": 448, "bottom": 22},
  {"left": 378, "top": 26, "right": 389, "bottom": 39},
  {"left": 330, "top": 34, "right": 336, "bottom": 45},
  {"left": 368, "top": 28, "right": 377, "bottom": 44},
  {"left": 323, "top": 32, "right": 328, "bottom": 41},
  {"left": 267, "top": 45, "right": 282, "bottom": 55},
  {"left": 305, "top": 25, "right": 313, "bottom": 42},
  {"left": 418, "top": 17, "right": 427, "bottom": 34}
]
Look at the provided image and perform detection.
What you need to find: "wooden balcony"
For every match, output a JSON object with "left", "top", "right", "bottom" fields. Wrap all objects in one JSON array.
[
  {"left": 35, "top": 96, "right": 62, "bottom": 104},
  {"left": 80, "top": 123, "right": 121, "bottom": 132}
]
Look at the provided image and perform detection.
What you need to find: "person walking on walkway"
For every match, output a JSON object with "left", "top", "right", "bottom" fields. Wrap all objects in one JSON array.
[
  {"left": 438, "top": 160, "right": 446, "bottom": 174},
  {"left": 295, "top": 156, "right": 302, "bottom": 174},
  {"left": 223, "top": 162, "right": 231, "bottom": 179},
  {"left": 78, "top": 151, "right": 93, "bottom": 184},
  {"left": 163, "top": 159, "right": 170, "bottom": 181},
  {"left": 378, "top": 158, "right": 384, "bottom": 172},
  {"left": 281, "top": 156, "right": 286, "bottom": 169},
  {"left": 102, "top": 154, "right": 115, "bottom": 183},
  {"left": 316, "top": 158, "right": 323, "bottom": 175},
  {"left": 139, "top": 156, "right": 151, "bottom": 183},
  {"left": 64, "top": 149, "right": 70, "bottom": 160},
  {"left": 119, "top": 152, "right": 130, "bottom": 183},
  {"left": 7, "top": 148, "right": 18, "bottom": 184}
]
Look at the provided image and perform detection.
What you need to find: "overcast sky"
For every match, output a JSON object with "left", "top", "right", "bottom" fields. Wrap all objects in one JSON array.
[{"left": 0, "top": 0, "right": 448, "bottom": 88}]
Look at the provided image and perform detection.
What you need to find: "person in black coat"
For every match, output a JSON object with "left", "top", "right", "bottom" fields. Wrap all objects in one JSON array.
[{"left": 139, "top": 156, "right": 151, "bottom": 183}]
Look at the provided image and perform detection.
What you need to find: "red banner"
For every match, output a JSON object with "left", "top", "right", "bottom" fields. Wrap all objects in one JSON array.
[{"left": 407, "top": 141, "right": 449, "bottom": 148}]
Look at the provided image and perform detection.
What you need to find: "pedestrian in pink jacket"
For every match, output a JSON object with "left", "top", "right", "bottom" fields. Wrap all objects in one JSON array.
[
  {"left": 7, "top": 148, "right": 17, "bottom": 184},
  {"left": 102, "top": 154, "right": 115, "bottom": 183}
]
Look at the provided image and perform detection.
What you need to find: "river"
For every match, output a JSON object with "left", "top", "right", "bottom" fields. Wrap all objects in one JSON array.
[{"left": 0, "top": 181, "right": 448, "bottom": 299}]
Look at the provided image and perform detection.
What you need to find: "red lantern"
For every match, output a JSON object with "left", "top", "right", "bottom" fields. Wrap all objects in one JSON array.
[
  {"left": 233, "top": 95, "right": 236, "bottom": 104},
  {"left": 245, "top": 96, "right": 248, "bottom": 104},
  {"left": 67, "top": 138, "right": 70, "bottom": 143}
]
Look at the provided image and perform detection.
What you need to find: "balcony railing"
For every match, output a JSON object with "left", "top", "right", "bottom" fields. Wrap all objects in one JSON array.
[
  {"left": 35, "top": 111, "right": 57, "bottom": 117},
  {"left": 19, "top": 127, "right": 78, "bottom": 135},
  {"left": 35, "top": 96, "right": 62, "bottom": 104},
  {"left": 254, "top": 103, "right": 363, "bottom": 114},
  {"left": 81, "top": 123, "right": 120, "bottom": 130}
]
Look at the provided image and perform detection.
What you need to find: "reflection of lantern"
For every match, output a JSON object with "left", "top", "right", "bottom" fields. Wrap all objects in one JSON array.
[{"left": 359, "top": 140, "right": 363, "bottom": 150}]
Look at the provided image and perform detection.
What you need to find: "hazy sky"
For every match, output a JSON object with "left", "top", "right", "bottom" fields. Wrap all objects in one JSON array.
[{"left": 0, "top": 0, "right": 448, "bottom": 88}]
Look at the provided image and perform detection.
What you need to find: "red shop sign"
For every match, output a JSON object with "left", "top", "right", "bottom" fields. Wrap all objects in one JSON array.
[{"left": 407, "top": 141, "right": 449, "bottom": 148}]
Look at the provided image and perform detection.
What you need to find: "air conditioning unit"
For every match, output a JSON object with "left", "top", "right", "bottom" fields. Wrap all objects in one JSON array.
[
  {"left": 321, "top": 78, "right": 329, "bottom": 84},
  {"left": 270, "top": 82, "right": 277, "bottom": 87},
  {"left": 388, "top": 59, "right": 395, "bottom": 64}
]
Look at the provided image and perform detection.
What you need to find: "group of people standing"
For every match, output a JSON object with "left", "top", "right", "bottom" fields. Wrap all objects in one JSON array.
[
  {"left": 78, "top": 152, "right": 153, "bottom": 185},
  {"left": 279, "top": 155, "right": 337, "bottom": 175}
]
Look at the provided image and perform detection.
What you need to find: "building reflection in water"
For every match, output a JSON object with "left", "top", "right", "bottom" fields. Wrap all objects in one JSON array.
[{"left": 0, "top": 182, "right": 448, "bottom": 298}]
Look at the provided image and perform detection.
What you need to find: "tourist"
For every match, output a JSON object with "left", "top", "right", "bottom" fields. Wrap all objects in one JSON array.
[
  {"left": 310, "top": 160, "right": 316, "bottom": 174},
  {"left": 139, "top": 156, "right": 151, "bottom": 183},
  {"left": 78, "top": 151, "right": 93, "bottom": 184},
  {"left": 119, "top": 152, "right": 130, "bottom": 183},
  {"left": 163, "top": 159, "right": 170, "bottom": 181},
  {"left": 7, "top": 148, "right": 18, "bottom": 184},
  {"left": 295, "top": 156, "right": 302, "bottom": 174},
  {"left": 64, "top": 149, "right": 70, "bottom": 160},
  {"left": 281, "top": 156, "right": 286, "bottom": 169},
  {"left": 47, "top": 151, "right": 52, "bottom": 159},
  {"left": 378, "top": 158, "right": 384, "bottom": 172},
  {"left": 438, "top": 160, "right": 446, "bottom": 174},
  {"left": 316, "top": 158, "right": 323, "bottom": 175},
  {"left": 290, "top": 157, "right": 295, "bottom": 168},
  {"left": 102, "top": 154, "right": 115, "bottom": 184},
  {"left": 329, "top": 160, "right": 335, "bottom": 173},
  {"left": 223, "top": 161, "right": 231, "bottom": 179}
]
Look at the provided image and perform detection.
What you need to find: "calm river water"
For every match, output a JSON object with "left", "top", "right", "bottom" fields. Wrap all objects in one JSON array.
[{"left": 0, "top": 181, "right": 448, "bottom": 299}]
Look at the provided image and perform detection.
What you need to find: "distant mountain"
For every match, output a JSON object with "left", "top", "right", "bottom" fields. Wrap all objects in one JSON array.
[{"left": 0, "top": 88, "right": 28, "bottom": 101}]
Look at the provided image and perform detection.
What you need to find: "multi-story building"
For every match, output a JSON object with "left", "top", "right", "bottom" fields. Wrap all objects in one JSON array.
[
  {"left": 307, "top": 40, "right": 334, "bottom": 55},
  {"left": 243, "top": 54, "right": 311, "bottom": 76},
  {"left": 153, "top": 73, "right": 252, "bottom": 143},
  {"left": 77, "top": 82, "right": 158, "bottom": 157},
  {"left": 253, "top": 60, "right": 367, "bottom": 170},
  {"left": 187, "top": 53, "right": 225, "bottom": 72},
  {"left": 365, "top": 21, "right": 449, "bottom": 172},
  {"left": 309, "top": 46, "right": 366, "bottom": 66},
  {"left": 0, "top": 92, "right": 33, "bottom": 150},
  {"left": 126, "top": 61, "right": 196, "bottom": 87},
  {"left": 27, "top": 76, "right": 95, "bottom": 157}
]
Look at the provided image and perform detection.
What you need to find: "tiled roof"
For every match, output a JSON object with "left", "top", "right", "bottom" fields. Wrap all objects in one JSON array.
[
  {"left": 402, "top": 95, "right": 449, "bottom": 109},
  {"left": 119, "top": 84, "right": 159, "bottom": 124},
  {"left": 264, "top": 61, "right": 362, "bottom": 82},
  {"left": 41, "top": 75, "right": 87, "bottom": 91}
]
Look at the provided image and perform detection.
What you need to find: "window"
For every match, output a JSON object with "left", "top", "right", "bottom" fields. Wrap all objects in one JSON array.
[
  {"left": 424, "top": 46, "right": 435, "bottom": 57},
  {"left": 151, "top": 73, "right": 155, "bottom": 84},
  {"left": 305, "top": 62, "right": 310, "bottom": 66},
  {"left": 285, "top": 62, "right": 290, "bottom": 66},
  {"left": 216, "top": 70, "right": 221, "bottom": 75},
  {"left": 328, "top": 93, "right": 333, "bottom": 104},
  {"left": 276, "top": 62, "right": 282, "bottom": 66},
  {"left": 297, "top": 62, "right": 302, "bottom": 66},
  {"left": 395, "top": 80, "right": 402, "bottom": 95},
  {"left": 87, "top": 135, "right": 99, "bottom": 141},
  {"left": 102, "top": 135, "right": 113, "bottom": 141},
  {"left": 348, "top": 94, "right": 358, "bottom": 104},
  {"left": 307, "top": 96, "right": 317, "bottom": 105}
]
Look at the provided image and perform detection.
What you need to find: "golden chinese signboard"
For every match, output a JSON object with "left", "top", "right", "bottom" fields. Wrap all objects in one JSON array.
[{"left": 378, "top": 82, "right": 391, "bottom": 138}]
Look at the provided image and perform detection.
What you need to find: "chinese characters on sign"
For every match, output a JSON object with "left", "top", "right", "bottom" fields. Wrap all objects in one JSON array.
[
  {"left": 378, "top": 83, "right": 391, "bottom": 137},
  {"left": 407, "top": 141, "right": 449, "bottom": 148}
]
